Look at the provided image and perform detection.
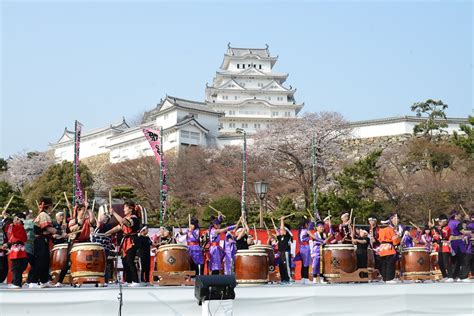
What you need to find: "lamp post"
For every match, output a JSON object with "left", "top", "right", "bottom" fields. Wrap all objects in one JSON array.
[
  {"left": 236, "top": 128, "right": 247, "bottom": 220},
  {"left": 254, "top": 181, "right": 269, "bottom": 228}
]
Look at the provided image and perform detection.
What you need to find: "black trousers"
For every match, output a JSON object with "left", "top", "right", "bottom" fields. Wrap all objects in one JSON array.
[
  {"left": 32, "top": 237, "right": 50, "bottom": 283},
  {"left": 356, "top": 250, "right": 368, "bottom": 269},
  {"left": 139, "top": 252, "right": 150, "bottom": 283},
  {"left": 11, "top": 258, "right": 28, "bottom": 287},
  {"left": 438, "top": 251, "right": 452, "bottom": 279},
  {"left": 58, "top": 242, "right": 73, "bottom": 283},
  {"left": 211, "top": 270, "right": 220, "bottom": 275},
  {"left": 122, "top": 245, "right": 139, "bottom": 283},
  {"left": 0, "top": 253, "right": 8, "bottom": 283},
  {"left": 301, "top": 265, "right": 309, "bottom": 279},
  {"left": 470, "top": 253, "right": 474, "bottom": 276},
  {"left": 380, "top": 255, "right": 396, "bottom": 281},
  {"left": 26, "top": 253, "right": 36, "bottom": 284},
  {"left": 278, "top": 251, "right": 290, "bottom": 282},
  {"left": 451, "top": 252, "right": 470, "bottom": 280},
  {"left": 191, "top": 261, "right": 205, "bottom": 276}
]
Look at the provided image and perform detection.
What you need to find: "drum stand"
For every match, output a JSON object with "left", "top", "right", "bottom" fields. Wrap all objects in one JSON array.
[
  {"left": 152, "top": 270, "right": 196, "bottom": 286},
  {"left": 400, "top": 273, "right": 434, "bottom": 282},
  {"left": 325, "top": 268, "right": 381, "bottom": 284}
]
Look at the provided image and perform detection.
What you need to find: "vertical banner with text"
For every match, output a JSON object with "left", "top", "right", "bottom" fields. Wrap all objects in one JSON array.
[
  {"left": 143, "top": 127, "right": 167, "bottom": 224},
  {"left": 73, "top": 120, "right": 84, "bottom": 206}
]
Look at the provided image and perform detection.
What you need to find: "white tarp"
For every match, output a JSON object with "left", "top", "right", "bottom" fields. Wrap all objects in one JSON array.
[{"left": 0, "top": 283, "right": 473, "bottom": 316}]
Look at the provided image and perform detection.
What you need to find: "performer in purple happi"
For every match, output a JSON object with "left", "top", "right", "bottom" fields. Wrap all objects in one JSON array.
[
  {"left": 401, "top": 229, "right": 414, "bottom": 248},
  {"left": 223, "top": 230, "right": 237, "bottom": 275},
  {"left": 208, "top": 214, "right": 236, "bottom": 275},
  {"left": 297, "top": 218, "right": 312, "bottom": 284},
  {"left": 311, "top": 221, "right": 328, "bottom": 284},
  {"left": 448, "top": 210, "right": 471, "bottom": 281},
  {"left": 466, "top": 213, "right": 474, "bottom": 278},
  {"left": 186, "top": 218, "right": 204, "bottom": 276}
]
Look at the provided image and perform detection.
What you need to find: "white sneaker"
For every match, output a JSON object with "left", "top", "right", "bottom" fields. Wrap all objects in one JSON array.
[
  {"left": 312, "top": 278, "right": 317, "bottom": 284},
  {"left": 39, "top": 282, "right": 52, "bottom": 288},
  {"left": 128, "top": 282, "right": 140, "bottom": 287},
  {"left": 385, "top": 280, "right": 397, "bottom": 284},
  {"left": 28, "top": 283, "right": 39, "bottom": 288},
  {"left": 444, "top": 278, "right": 454, "bottom": 283},
  {"left": 8, "top": 284, "right": 21, "bottom": 289},
  {"left": 320, "top": 279, "right": 327, "bottom": 284},
  {"left": 461, "top": 278, "right": 473, "bottom": 283},
  {"left": 54, "top": 282, "right": 63, "bottom": 288}
]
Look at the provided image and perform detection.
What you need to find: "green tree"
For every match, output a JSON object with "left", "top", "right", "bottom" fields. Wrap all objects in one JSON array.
[
  {"left": 452, "top": 116, "right": 474, "bottom": 155},
  {"left": 410, "top": 99, "right": 448, "bottom": 139},
  {"left": 0, "top": 181, "right": 28, "bottom": 213},
  {"left": 112, "top": 186, "right": 137, "bottom": 200},
  {"left": 202, "top": 196, "right": 241, "bottom": 227},
  {"left": 22, "top": 161, "right": 94, "bottom": 210},
  {"left": 318, "top": 150, "right": 385, "bottom": 223}
]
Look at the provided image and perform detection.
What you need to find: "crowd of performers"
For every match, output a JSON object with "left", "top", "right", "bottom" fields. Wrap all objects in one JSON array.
[{"left": 1, "top": 196, "right": 473, "bottom": 288}]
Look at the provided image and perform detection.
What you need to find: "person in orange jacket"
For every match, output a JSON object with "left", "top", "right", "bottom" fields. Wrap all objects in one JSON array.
[{"left": 378, "top": 218, "right": 401, "bottom": 283}]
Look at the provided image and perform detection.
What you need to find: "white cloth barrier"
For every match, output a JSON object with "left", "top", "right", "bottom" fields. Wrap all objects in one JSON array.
[{"left": 0, "top": 283, "right": 473, "bottom": 315}]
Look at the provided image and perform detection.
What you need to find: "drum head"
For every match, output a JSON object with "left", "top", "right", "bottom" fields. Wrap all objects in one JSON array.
[
  {"left": 236, "top": 249, "right": 267, "bottom": 256},
  {"left": 157, "top": 244, "right": 188, "bottom": 252}
]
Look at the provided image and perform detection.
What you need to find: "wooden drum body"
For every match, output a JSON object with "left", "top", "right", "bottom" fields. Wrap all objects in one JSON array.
[
  {"left": 156, "top": 244, "right": 190, "bottom": 273},
  {"left": 430, "top": 252, "right": 442, "bottom": 279},
  {"left": 401, "top": 247, "right": 430, "bottom": 277},
  {"left": 70, "top": 243, "right": 106, "bottom": 279},
  {"left": 323, "top": 244, "right": 357, "bottom": 278},
  {"left": 249, "top": 244, "right": 275, "bottom": 273},
  {"left": 50, "top": 243, "right": 69, "bottom": 279},
  {"left": 235, "top": 249, "right": 268, "bottom": 284}
]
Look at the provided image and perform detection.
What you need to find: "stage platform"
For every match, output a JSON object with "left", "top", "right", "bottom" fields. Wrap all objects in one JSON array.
[{"left": 0, "top": 282, "right": 473, "bottom": 316}]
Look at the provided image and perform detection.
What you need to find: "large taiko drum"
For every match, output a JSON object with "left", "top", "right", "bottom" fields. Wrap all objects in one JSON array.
[
  {"left": 235, "top": 249, "right": 268, "bottom": 284},
  {"left": 156, "top": 244, "right": 191, "bottom": 272},
  {"left": 401, "top": 247, "right": 430, "bottom": 277},
  {"left": 249, "top": 244, "right": 275, "bottom": 273},
  {"left": 323, "top": 244, "right": 357, "bottom": 279},
  {"left": 70, "top": 243, "right": 106, "bottom": 279},
  {"left": 50, "top": 243, "right": 69, "bottom": 281}
]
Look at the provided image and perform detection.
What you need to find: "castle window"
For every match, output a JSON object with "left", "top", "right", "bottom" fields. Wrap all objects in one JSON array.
[
  {"left": 164, "top": 114, "right": 169, "bottom": 120},
  {"left": 248, "top": 64, "right": 251, "bottom": 68},
  {"left": 277, "top": 97, "right": 283, "bottom": 101},
  {"left": 241, "top": 123, "right": 248, "bottom": 128},
  {"left": 229, "top": 123, "right": 235, "bottom": 128},
  {"left": 272, "top": 111, "right": 279, "bottom": 117},
  {"left": 234, "top": 96, "right": 238, "bottom": 100},
  {"left": 237, "top": 64, "right": 240, "bottom": 69},
  {"left": 254, "top": 123, "right": 261, "bottom": 129},
  {"left": 242, "top": 64, "right": 245, "bottom": 69},
  {"left": 284, "top": 111, "right": 291, "bottom": 117},
  {"left": 259, "top": 65, "right": 262, "bottom": 69}
]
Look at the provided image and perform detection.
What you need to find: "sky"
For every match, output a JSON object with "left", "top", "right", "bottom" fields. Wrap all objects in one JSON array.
[{"left": 1, "top": 0, "right": 472, "bottom": 157}]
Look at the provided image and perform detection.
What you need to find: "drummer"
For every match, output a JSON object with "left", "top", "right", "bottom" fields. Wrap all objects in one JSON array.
[
  {"left": 311, "top": 221, "right": 329, "bottom": 284},
  {"left": 297, "top": 218, "right": 312, "bottom": 284},
  {"left": 378, "top": 218, "right": 400, "bottom": 283},
  {"left": 208, "top": 214, "right": 236, "bottom": 275},
  {"left": 467, "top": 213, "right": 474, "bottom": 279},
  {"left": 105, "top": 200, "right": 140, "bottom": 287},
  {"left": 183, "top": 218, "right": 205, "bottom": 276},
  {"left": 338, "top": 213, "right": 352, "bottom": 244},
  {"left": 52, "top": 212, "right": 68, "bottom": 245},
  {"left": 367, "top": 215, "right": 381, "bottom": 271},
  {"left": 56, "top": 202, "right": 96, "bottom": 287},
  {"left": 353, "top": 229, "right": 370, "bottom": 269},
  {"left": 418, "top": 225, "right": 433, "bottom": 252},
  {"left": 431, "top": 214, "right": 453, "bottom": 282}
]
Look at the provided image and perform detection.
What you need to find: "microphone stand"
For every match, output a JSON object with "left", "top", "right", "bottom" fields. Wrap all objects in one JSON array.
[{"left": 116, "top": 235, "right": 125, "bottom": 316}]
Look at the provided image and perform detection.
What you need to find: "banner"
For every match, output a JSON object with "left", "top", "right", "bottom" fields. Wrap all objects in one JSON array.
[
  {"left": 143, "top": 128, "right": 167, "bottom": 220},
  {"left": 73, "top": 120, "right": 84, "bottom": 205}
]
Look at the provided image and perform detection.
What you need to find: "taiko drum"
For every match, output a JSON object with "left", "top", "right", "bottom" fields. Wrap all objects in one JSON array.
[
  {"left": 323, "top": 244, "right": 357, "bottom": 278},
  {"left": 400, "top": 247, "right": 430, "bottom": 277},
  {"left": 235, "top": 249, "right": 268, "bottom": 284},
  {"left": 249, "top": 244, "right": 275, "bottom": 273},
  {"left": 156, "top": 244, "right": 191, "bottom": 272},
  {"left": 70, "top": 243, "right": 106, "bottom": 279}
]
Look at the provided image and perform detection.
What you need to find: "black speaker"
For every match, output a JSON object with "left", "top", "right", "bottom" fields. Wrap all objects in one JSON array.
[{"left": 194, "top": 275, "right": 236, "bottom": 305}]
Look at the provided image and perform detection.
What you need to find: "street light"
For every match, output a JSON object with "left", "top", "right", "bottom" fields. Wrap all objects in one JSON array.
[
  {"left": 236, "top": 128, "right": 247, "bottom": 220},
  {"left": 254, "top": 181, "right": 269, "bottom": 228}
]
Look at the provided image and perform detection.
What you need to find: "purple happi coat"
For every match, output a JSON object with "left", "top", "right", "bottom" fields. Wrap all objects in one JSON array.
[
  {"left": 209, "top": 227, "right": 224, "bottom": 271},
  {"left": 419, "top": 234, "right": 433, "bottom": 252},
  {"left": 466, "top": 221, "right": 474, "bottom": 254},
  {"left": 187, "top": 228, "right": 204, "bottom": 265},
  {"left": 224, "top": 232, "right": 237, "bottom": 275},
  {"left": 448, "top": 219, "right": 467, "bottom": 254},
  {"left": 299, "top": 228, "right": 311, "bottom": 267},
  {"left": 311, "top": 232, "right": 325, "bottom": 276}
]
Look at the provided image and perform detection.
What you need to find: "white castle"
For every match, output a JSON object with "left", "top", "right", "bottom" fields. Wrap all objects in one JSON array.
[{"left": 50, "top": 44, "right": 467, "bottom": 163}]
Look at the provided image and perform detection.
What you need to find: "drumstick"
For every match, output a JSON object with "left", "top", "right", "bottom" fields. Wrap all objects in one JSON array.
[
  {"left": 271, "top": 217, "right": 278, "bottom": 232},
  {"left": 409, "top": 221, "right": 421, "bottom": 231},
  {"left": 459, "top": 204, "right": 469, "bottom": 217},
  {"left": 35, "top": 200, "right": 41, "bottom": 212},
  {"left": 253, "top": 223, "right": 258, "bottom": 243},
  {"left": 280, "top": 213, "right": 295, "bottom": 220},
  {"left": 328, "top": 210, "right": 332, "bottom": 226},
  {"left": 188, "top": 214, "right": 191, "bottom": 227},
  {"left": 91, "top": 198, "right": 96, "bottom": 213},
  {"left": 2, "top": 196, "right": 14, "bottom": 213},
  {"left": 85, "top": 190, "right": 88, "bottom": 205},
  {"left": 209, "top": 205, "right": 226, "bottom": 218},
  {"left": 349, "top": 208, "right": 353, "bottom": 222},
  {"left": 109, "top": 190, "right": 113, "bottom": 210},
  {"left": 50, "top": 198, "right": 62, "bottom": 214},
  {"left": 63, "top": 192, "right": 73, "bottom": 215}
]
